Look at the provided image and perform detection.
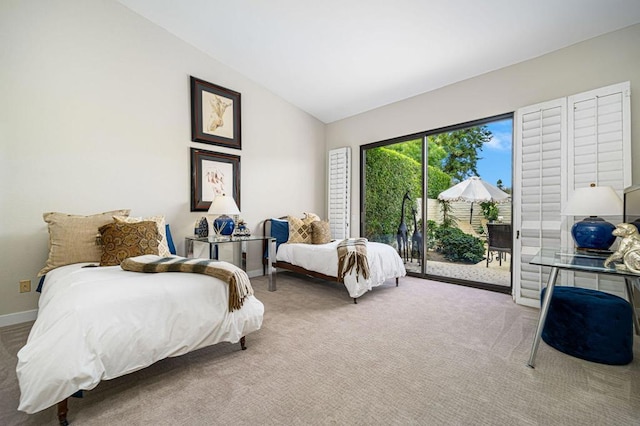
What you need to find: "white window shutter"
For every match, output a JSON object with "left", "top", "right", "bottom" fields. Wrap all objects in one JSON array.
[
  {"left": 328, "top": 147, "right": 351, "bottom": 239},
  {"left": 513, "top": 99, "right": 567, "bottom": 308},
  {"left": 568, "top": 82, "right": 631, "bottom": 193},
  {"left": 514, "top": 81, "right": 631, "bottom": 307},
  {"left": 567, "top": 81, "right": 631, "bottom": 298}
]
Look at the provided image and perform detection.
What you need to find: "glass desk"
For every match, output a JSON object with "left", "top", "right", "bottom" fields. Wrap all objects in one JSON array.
[
  {"left": 527, "top": 248, "right": 640, "bottom": 368},
  {"left": 185, "top": 235, "right": 276, "bottom": 292}
]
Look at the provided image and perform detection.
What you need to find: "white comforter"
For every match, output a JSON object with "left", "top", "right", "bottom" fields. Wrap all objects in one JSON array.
[
  {"left": 276, "top": 240, "right": 406, "bottom": 298},
  {"left": 16, "top": 261, "right": 264, "bottom": 414}
]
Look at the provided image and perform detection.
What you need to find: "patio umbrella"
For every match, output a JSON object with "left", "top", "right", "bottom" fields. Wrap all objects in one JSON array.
[{"left": 437, "top": 176, "right": 510, "bottom": 223}]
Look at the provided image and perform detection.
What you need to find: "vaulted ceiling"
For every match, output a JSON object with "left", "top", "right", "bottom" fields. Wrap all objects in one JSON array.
[{"left": 118, "top": 0, "right": 640, "bottom": 123}]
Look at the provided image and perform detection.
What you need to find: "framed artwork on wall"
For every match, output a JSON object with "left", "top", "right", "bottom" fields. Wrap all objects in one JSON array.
[
  {"left": 190, "top": 76, "right": 241, "bottom": 149},
  {"left": 190, "top": 148, "right": 241, "bottom": 212}
]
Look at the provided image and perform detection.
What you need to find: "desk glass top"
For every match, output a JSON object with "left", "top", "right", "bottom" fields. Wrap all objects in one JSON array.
[
  {"left": 186, "top": 235, "right": 274, "bottom": 243},
  {"left": 530, "top": 248, "right": 640, "bottom": 277}
]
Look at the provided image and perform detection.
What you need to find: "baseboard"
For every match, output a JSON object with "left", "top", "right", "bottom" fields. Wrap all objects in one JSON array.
[{"left": 0, "top": 309, "right": 37, "bottom": 327}]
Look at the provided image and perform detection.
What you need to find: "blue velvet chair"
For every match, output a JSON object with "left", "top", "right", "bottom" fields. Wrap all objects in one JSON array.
[{"left": 541, "top": 286, "right": 634, "bottom": 365}]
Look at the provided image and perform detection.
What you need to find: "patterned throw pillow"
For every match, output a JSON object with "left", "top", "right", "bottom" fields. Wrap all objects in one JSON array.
[
  {"left": 311, "top": 220, "right": 331, "bottom": 244},
  {"left": 98, "top": 221, "right": 159, "bottom": 266},
  {"left": 38, "top": 209, "right": 131, "bottom": 276},
  {"left": 287, "top": 215, "right": 312, "bottom": 244},
  {"left": 113, "top": 215, "right": 171, "bottom": 257}
]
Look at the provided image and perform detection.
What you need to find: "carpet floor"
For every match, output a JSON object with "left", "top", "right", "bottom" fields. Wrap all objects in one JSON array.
[{"left": 1, "top": 273, "right": 639, "bottom": 425}]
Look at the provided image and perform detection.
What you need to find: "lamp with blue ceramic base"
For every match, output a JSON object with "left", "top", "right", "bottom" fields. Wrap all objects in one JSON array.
[
  {"left": 563, "top": 184, "right": 623, "bottom": 251},
  {"left": 208, "top": 194, "right": 241, "bottom": 237}
]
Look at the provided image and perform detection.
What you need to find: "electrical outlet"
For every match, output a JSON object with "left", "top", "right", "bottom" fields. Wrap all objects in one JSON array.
[{"left": 19, "top": 280, "right": 31, "bottom": 293}]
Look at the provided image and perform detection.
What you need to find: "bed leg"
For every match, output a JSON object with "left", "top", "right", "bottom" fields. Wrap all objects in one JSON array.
[
  {"left": 240, "top": 336, "right": 247, "bottom": 350},
  {"left": 353, "top": 298, "right": 357, "bottom": 304},
  {"left": 396, "top": 277, "right": 399, "bottom": 287},
  {"left": 57, "top": 398, "right": 69, "bottom": 426}
]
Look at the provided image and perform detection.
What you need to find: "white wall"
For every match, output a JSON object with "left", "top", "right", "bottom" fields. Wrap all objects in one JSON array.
[
  {"left": 327, "top": 24, "right": 640, "bottom": 233},
  {"left": 0, "top": 0, "right": 325, "bottom": 319}
]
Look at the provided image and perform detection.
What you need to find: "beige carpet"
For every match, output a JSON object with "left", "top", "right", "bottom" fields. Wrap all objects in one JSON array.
[{"left": 1, "top": 273, "right": 639, "bottom": 425}]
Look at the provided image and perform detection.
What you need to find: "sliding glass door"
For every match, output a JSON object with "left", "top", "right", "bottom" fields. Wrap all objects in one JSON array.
[{"left": 361, "top": 114, "right": 513, "bottom": 291}]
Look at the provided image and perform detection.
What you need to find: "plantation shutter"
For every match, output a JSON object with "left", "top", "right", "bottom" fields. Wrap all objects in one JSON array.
[
  {"left": 567, "top": 82, "right": 631, "bottom": 298},
  {"left": 513, "top": 99, "right": 567, "bottom": 308},
  {"left": 328, "top": 147, "right": 351, "bottom": 239},
  {"left": 514, "top": 81, "right": 631, "bottom": 307}
]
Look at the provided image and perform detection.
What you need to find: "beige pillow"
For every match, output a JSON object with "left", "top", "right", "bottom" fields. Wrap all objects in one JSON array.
[
  {"left": 113, "top": 215, "right": 170, "bottom": 257},
  {"left": 287, "top": 215, "right": 312, "bottom": 244},
  {"left": 98, "top": 221, "right": 159, "bottom": 266},
  {"left": 311, "top": 220, "right": 331, "bottom": 244},
  {"left": 39, "top": 209, "right": 130, "bottom": 276}
]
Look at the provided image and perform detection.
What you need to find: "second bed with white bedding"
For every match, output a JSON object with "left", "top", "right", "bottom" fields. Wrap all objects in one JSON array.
[{"left": 276, "top": 240, "right": 406, "bottom": 298}]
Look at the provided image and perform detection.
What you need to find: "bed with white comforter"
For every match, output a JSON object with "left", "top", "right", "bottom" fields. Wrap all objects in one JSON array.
[
  {"left": 276, "top": 240, "right": 406, "bottom": 298},
  {"left": 17, "top": 260, "right": 264, "bottom": 415}
]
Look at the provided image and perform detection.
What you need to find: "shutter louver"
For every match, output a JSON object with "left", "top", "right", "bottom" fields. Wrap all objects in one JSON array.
[{"left": 328, "top": 147, "right": 350, "bottom": 239}]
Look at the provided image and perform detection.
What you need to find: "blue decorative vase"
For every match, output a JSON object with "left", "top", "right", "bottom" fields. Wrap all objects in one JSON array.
[
  {"left": 213, "top": 215, "right": 235, "bottom": 236},
  {"left": 571, "top": 217, "right": 616, "bottom": 250}
]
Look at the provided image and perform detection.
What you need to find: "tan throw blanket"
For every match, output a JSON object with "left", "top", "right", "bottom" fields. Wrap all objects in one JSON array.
[
  {"left": 121, "top": 255, "right": 253, "bottom": 312},
  {"left": 337, "top": 238, "right": 370, "bottom": 282}
]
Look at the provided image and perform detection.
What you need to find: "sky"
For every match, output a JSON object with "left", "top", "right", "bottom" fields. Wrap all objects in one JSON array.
[{"left": 476, "top": 118, "right": 513, "bottom": 189}]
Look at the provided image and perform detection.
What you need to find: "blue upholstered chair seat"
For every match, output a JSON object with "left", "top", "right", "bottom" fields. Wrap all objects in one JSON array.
[{"left": 541, "top": 286, "right": 633, "bottom": 365}]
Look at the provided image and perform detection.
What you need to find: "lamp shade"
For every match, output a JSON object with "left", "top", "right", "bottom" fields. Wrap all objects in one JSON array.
[
  {"left": 208, "top": 195, "right": 240, "bottom": 236},
  {"left": 562, "top": 185, "right": 622, "bottom": 216},
  {"left": 563, "top": 185, "right": 622, "bottom": 251},
  {"left": 207, "top": 195, "right": 241, "bottom": 215}
]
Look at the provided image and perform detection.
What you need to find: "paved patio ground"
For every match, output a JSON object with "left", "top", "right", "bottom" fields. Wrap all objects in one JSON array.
[{"left": 404, "top": 254, "right": 511, "bottom": 287}]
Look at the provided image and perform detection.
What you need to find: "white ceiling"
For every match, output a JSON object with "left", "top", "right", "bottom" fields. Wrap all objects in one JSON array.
[{"left": 118, "top": 0, "right": 640, "bottom": 123}]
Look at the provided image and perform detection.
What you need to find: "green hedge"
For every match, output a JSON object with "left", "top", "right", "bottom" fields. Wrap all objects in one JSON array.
[
  {"left": 364, "top": 147, "right": 421, "bottom": 241},
  {"left": 364, "top": 146, "right": 453, "bottom": 242},
  {"left": 427, "top": 166, "right": 451, "bottom": 199}
]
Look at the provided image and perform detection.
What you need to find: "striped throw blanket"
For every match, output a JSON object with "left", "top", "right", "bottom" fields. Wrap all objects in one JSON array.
[
  {"left": 120, "top": 255, "right": 254, "bottom": 312},
  {"left": 337, "top": 238, "right": 370, "bottom": 282}
]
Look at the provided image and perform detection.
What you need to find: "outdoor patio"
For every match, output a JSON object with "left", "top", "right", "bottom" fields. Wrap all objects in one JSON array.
[
  {"left": 399, "top": 192, "right": 512, "bottom": 288},
  {"left": 404, "top": 254, "right": 511, "bottom": 287},
  {"left": 380, "top": 177, "right": 514, "bottom": 288}
]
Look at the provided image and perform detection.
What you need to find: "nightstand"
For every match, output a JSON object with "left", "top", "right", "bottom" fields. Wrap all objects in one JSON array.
[{"left": 185, "top": 235, "right": 276, "bottom": 291}]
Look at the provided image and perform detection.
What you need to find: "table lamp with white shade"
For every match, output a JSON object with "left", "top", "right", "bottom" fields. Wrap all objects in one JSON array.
[
  {"left": 208, "top": 194, "right": 240, "bottom": 236},
  {"left": 562, "top": 183, "right": 623, "bottom": 251}
]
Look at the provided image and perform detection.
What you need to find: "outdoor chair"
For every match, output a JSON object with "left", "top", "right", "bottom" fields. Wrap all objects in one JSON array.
[{"left": 486, "top": 223, "right": 512, "bottom": 267}]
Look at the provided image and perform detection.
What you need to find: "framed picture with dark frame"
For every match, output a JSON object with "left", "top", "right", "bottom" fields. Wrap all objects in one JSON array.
[
  {"left": 190, "top": 76, "right": 241, "bottom": 149},
  {"left": 190, "top": 148, "right": 241, "bottom": 212}
]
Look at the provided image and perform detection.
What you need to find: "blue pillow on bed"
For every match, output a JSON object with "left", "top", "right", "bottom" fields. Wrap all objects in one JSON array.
[
  {"left": 271, "top": 218, "right": 289, "bottom": 250},
  {"left": 165, "top": 224, "right": 176, "bottom": 255}
]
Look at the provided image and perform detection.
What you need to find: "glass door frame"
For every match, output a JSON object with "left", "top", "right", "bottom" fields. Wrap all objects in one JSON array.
[{"left": 359, "top": 113, "right": 514, "bottom": 294}]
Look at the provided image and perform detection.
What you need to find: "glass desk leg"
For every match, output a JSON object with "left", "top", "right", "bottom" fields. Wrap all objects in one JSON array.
[
  {"left": 268, "top": 239, "right": 276, "bottom": 291},
  {"left": 624, "top": 278, "right": 640, "bottom": 335},
  {"left": 185, "top": 238, "right": 194, "bottom": 258},
  {"left": 527, "top": 266, "right": 559, "bottom": 368}
]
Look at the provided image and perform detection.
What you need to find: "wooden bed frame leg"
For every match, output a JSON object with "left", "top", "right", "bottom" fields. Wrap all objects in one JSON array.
[
  {"left": 353, "top": 298, "right": 357, "bottom": 304},
  {"left": 240, "top": 336, "right": 247, "bottom": 350},
  {"left": 57, "top": 398, "right": 69, "bottom": 426},
  {"left": 396, "top": 277, "right": 399, "bottom": 287}
]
